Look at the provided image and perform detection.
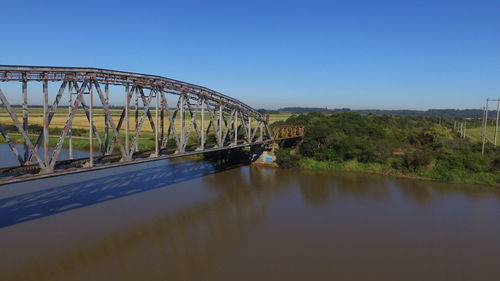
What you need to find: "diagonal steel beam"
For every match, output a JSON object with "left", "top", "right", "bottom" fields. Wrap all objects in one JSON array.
[
  {"left": 0, "top": 87, "right": 45, "bottom": 168},
  {"left": 27, "top": 81, "right": 67, "bottom": 163},
  {"left": 160, "top": 91, "right": 180, "bottom": 149},
  {"left": 179, "top": 93, "right": 185, "bottom": 152},
  {"left": 115, "top": 86, "right": 135, "bottom": 131},
  {"left": 0, "top": 124, "right": 23, "bottom": 165},
  {"left": 160, "top": 95, "right": 165, "bottom": 146},
  {"left": 240, "top": 115, "right": 251, "bottom": 143},
  {"left": 22, "top": 78, "right": 29, "bottom": 161},
  {"left": 138, "top": 87, "right": 157, "bottom": 135},
  {"left": 108, "top": 86, "right": 135, "bottom": 155},
  {"left": 250, "top": 123, "right": 260, "bottom": 143},
  {"left": 185, "top": 98, "right": 202, "bottom": 139},
  {"left": 206, "top": 104, "right": 220, "bottom": 146},
  {"left": 49, "top": 81, "right": 88, "bottom": 167},
  {"left": 72, "top": 82, "right": 105, "bottom": 154},
  {"left": 264, "top": 123, "right": 273, "bottom": 141},
  {"left": 183, "top": 98, "right": 202, "bottom": 151},
  {"left": 129, "top": 88, "right": 154, "bottom": 156},
  {"left": 221, "top": 109, "right": 235, "bottom": 146},
  {"left": 93, "top": 81, "right": 127, "bottom": 157}
]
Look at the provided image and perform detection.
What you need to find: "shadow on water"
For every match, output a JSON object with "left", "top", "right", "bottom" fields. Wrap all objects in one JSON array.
[
  {"left": 1, "top": 163, "right": 500, "bottom": 281},
  {"left": 0, "top": 159, "right": 245, "bottom": 228},
  {"left": 0, "top": 164, "right": 275, "bottom": 281}
]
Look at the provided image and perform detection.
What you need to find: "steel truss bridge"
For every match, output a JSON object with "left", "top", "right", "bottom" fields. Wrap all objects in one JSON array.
[
  {"left": 0, "top": 66, "right": 303, "bottom": 184},
  {"left": 272, "top": 125, "right": 306, "bottom": 141}
]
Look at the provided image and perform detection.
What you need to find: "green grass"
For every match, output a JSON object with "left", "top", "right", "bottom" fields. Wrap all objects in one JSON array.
[
  {"left": 0, "top": 110, "right": 288, "bottom": 157},
  {"left": 0, "top": 130, "right": 160, "bottom": 152},
  {"left": 267, "top": 113, "right": 293, "bottom": 123},
  {"left": 465, "top": 126, "right": 499, "bottom": 143}
]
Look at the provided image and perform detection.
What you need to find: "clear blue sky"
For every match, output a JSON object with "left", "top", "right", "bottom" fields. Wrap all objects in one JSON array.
[{"left": 2, "top": 0, "right": 499, "bottom": 110}]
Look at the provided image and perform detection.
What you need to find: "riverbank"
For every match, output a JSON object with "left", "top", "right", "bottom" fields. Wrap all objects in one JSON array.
[
  {"left": 273, "top": 112, "right": 500, "bottom": 188},
  {"left": 288, "top": 157, "right": 500, "bottom": 187}
]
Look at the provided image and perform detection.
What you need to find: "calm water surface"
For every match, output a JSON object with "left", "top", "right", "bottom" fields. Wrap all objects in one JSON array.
[
  {"left": 0, "top": 143, "right": 97, "bottom": 168},
  {"left": 0, "top": 159, "right": 499, "bottom": 281}
]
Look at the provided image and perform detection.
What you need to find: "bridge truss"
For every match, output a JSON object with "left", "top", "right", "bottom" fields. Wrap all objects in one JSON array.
[
  {"left": 271, "top": 125, "right": 305, "bottom": 140},
  {"left": 0, "top": 66, "right": 274, "bottom": 183}
]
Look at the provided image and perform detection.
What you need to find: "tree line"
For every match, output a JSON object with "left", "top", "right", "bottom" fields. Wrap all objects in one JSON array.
[
  {"left": 272, "top": 107, "right": 493, "bottom": 118},
  {"left": 274, "top": 112, "right": 500, "bottom": 185}
]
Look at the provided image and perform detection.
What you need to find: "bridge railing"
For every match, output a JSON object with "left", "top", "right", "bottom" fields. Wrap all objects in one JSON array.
[
  {"left": 271, "top": 125, "right": 306, "bottom": 140},
  {"left": 0, "top": 66, "right": 273, "bottom": 182}
]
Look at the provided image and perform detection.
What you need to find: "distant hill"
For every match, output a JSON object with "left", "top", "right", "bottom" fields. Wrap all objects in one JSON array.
[{"left": 277, "top": 107, "right": 490, "bottom": 118}]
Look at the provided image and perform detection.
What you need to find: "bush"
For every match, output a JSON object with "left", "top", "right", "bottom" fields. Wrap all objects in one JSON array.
[
  {"left": 275, "top": 112, "right": 499, "bottom": 185},
  {"left": 276, "top": 148, "right": 301, "bottom": 168}
]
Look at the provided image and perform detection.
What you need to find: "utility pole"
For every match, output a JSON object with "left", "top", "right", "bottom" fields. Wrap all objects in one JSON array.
[
  {"left": 463, "top": 121, "right": 466, "bottom": 139},
  {"left": 482, "top": 104, "right": 487, "bottom": 154},
  {"left": 482, "top": 98, "right": 500, "bottom": 153},
  {"left": 495, "top": 99, "right": 500, "bottom": 146}
]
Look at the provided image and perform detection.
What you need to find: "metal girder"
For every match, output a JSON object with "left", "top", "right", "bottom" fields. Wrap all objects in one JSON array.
[
  {"left": 0, "top": 124, "right": 23, "bottom": 165},
  {"left": 0, "top": 87, "right": 45, "bottom": 168},
  {"left": 271, "top": 125, "right": 306, "bottom": 140},
  {"left": 27, "top": 81, "right": 68, "bottom": 164},
  {"left": 161, "top": 91, "right": 181, "bottom": 151},
  {"left": 0, "top": 65, "right": 275, "bottom": 182},
  {"left": 49, "top": 81, "right": 88, "bottom": 169},
  {"left": 0, "top": 65, "right": 265, "bottom": 121},
  {"left": 93, "top": 81, "right": 127, "bottom": 158},
  {"left": 73, "top": 82, "right": 105, "bottom": 154},
  {"left": 129, "top": 88, "right": 154, "bottom": 157}
]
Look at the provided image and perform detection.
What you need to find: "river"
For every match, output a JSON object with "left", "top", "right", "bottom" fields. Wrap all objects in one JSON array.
[
  {"left": 0, "top": 157, "right": 499, "bottom": 281},
  {"left": 0, "top": 143, "right": 98, "bottom": 168}
]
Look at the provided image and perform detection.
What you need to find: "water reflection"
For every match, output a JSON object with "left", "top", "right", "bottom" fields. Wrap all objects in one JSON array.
[
  {"left": 299, "top": 174, "right": 333, "bottom": 206},
  {"left": 297, "top": 170, "right": 500, "bottom": 206},
  {"left": 0, "top": 164, "right": 499, "bottom": 281},
  {"left": 296, "top": 171, "right": 393, "bottom": 206}
]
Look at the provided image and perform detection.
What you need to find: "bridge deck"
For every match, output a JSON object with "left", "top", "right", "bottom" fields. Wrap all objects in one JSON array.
[{"left": 0, "top": 140, "right": 272, "bottom": 185}]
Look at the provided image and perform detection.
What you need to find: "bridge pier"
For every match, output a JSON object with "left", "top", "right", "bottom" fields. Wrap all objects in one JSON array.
[{"left": 251, "top": 142, "right": 278, "bottom": 166}]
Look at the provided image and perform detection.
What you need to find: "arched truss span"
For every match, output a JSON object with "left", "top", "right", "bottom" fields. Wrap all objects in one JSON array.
[{"left": 0, "top": 65, "right": 273, "bottom": 182}]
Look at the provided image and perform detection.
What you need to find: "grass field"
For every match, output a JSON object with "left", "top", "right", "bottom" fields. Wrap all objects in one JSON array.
[
  {"left": 267, "top": 113, "right": 292, "bottom": 124},
  {"left": 0, "top": 108, "right": 292, "bottom": 132},
  {"left": 0, "top": 107, "right": 293, "bottom": 152},
  {"left": 465, "top": 126, "right": 499, "bottom": 143}
]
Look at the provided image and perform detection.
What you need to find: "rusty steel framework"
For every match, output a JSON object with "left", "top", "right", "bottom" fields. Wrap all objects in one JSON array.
[
  {"left": 0, "top": 65, "right": 276, "bottom": 183},
  {"left": 271, "top": 125, "right": 305, "bottom": 140}
]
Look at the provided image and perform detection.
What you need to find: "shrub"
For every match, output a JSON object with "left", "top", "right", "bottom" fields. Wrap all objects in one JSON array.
[{"left": 276, "top": 148, "right": 301, "bottom": 168}]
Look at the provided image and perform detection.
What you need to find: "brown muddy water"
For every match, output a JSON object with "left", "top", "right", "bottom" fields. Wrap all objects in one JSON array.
[{"left": 0, "top": 159, "right": 499, "bottom": 281}]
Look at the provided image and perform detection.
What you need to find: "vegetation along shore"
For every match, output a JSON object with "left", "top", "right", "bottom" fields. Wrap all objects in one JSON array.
[{"left": 273, "top": 112, "right": 500, "bottom": 186}]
